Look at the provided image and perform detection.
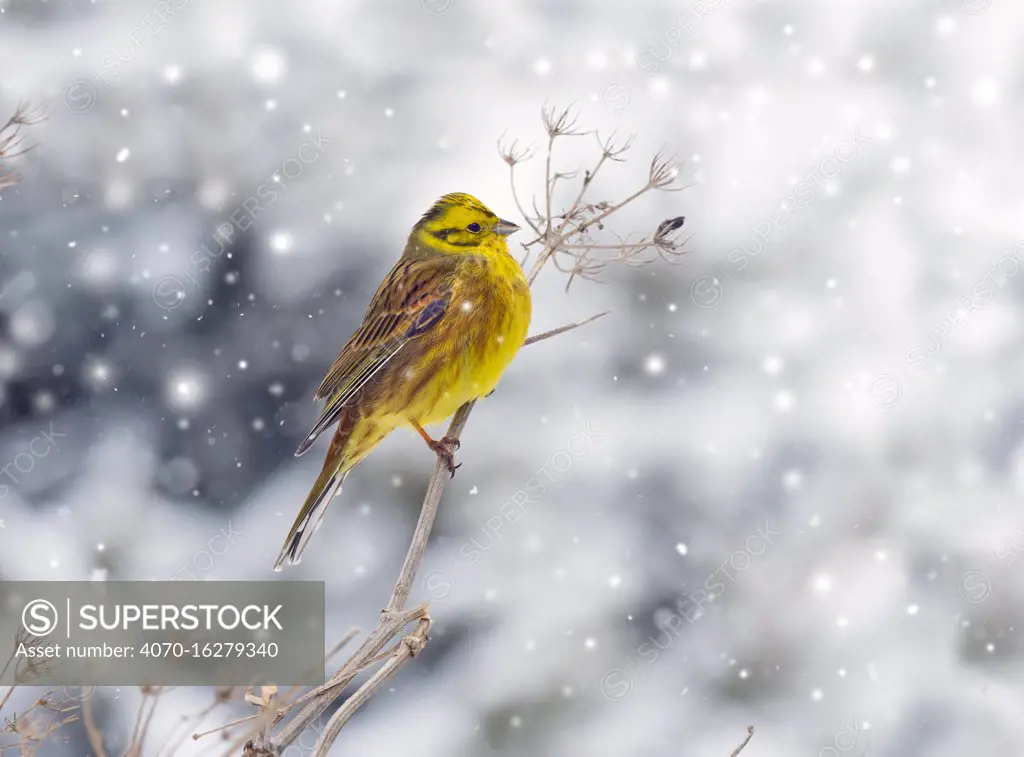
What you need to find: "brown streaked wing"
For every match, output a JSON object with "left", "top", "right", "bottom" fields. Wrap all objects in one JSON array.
[{"left": 294, "top": 253, "right": 459, "bottom": 457}]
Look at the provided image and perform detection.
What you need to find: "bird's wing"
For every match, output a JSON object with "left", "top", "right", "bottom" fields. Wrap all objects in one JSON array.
[{"left": 295, "top": 253, "right": 460, "bottom": 456}]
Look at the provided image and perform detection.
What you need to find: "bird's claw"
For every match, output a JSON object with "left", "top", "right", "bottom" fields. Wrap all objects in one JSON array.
[{"left": 428, "top": 436, "right": 462, "bottom": 477}]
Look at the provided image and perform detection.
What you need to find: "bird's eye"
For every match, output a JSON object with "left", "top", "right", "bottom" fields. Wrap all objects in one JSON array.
[{"left": 466, "top": 223, "right": 481, "bottom": 233}]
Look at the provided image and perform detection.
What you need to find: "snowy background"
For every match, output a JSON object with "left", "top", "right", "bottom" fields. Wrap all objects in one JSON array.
[{"left": 0, "top": 0, "right": 1022, "bottom": 754}]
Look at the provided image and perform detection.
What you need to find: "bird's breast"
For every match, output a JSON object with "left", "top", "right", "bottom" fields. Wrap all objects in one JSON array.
[{"left": 415, "top": 255, "right": 531, "bottom": 423}]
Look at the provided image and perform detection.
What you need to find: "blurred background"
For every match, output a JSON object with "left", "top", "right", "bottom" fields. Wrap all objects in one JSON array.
[{"left": 0, "top": 0, "right": 1021, "bottom": 754}]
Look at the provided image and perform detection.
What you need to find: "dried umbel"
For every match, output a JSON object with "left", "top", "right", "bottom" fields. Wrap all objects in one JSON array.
[
  {"left": 500, "top": 105, "right": 691, "bottom": 290},
  {"left": 0, "top": 102, "right": 45, "bottom": 190},
  {"left": 0, "top": 631, "right": 84, "bottom": 757}
]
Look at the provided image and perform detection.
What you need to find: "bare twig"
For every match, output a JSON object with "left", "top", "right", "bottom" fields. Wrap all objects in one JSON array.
[
  {"left": 729, "top": 725, "right": 755, "bottom": 756},
  {"left": 0, "top": 688, "right": 77, "bottom": 756},
  {"left": 541, "top": 105, "right": 586, "bottom": 239},
  {"left": 0, "top": 633, "right": 88, "bottom": 756},
  {"left": 81, "top": 695, "right": 111, "bottom": 757},
  {"left": 193, "top": 712, "right": 260, "bottom": 742},
  {"left": 324, "top": 627, "right": 361, "bottom": 663},
  {"left": 515, "top": 116, "right": 686, "bottom": 289},
  {"left": 154, "top": 695, "right": 224, "bottom": 757},
  {"left": 499, "top": 134, "right": 543, "bottom": 240},
  {"left": 523, "top": 311, "right": 609, "bottom": 346},
  {"left": 254, "top": 395, "right": 471, "bottom": 754},
  {"left": 254, "top": 604, "right": 430, "bottom": 754},
  {"left": 0, "top": 690, "right": 13, "bottom": 717},
  {"left": 312, "top": 619, "right": 430, "bottom": 757},
  {"left": 0, "top": 102, "right": 45, "bottom": 190}
]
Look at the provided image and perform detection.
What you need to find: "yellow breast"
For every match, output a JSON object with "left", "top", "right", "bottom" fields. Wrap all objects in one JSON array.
[{"left": 417, "top": 253, "right": 531, "bottom": 424}]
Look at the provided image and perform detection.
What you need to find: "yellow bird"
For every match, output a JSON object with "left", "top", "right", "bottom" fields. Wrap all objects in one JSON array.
[{"left": 275, "top": 192, "right": 531, "bottom": 570}]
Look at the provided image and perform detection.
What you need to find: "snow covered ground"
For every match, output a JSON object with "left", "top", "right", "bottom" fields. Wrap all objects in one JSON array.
[{"left": 1, "top": 0, "right": 1023, "bottom": 754}]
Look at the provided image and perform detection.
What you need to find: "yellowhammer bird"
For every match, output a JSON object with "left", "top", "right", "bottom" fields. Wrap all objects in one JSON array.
[{"left": 275, "top": 192, "right": 531, "bottom": 570}]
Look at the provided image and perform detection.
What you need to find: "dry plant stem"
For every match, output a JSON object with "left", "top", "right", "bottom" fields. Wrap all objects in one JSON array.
[
  {"left": 0, "top": 102, "right": 44, "bottom": 190},
  {"left": 387, "top": 400, "right": 473, "bottom": 612},
  {"left": 194, "top": 712, "right": 261, "bottom": 742},
  {"left": 523, "top": 156, "right": 683, "bottom": 286},
  {"left": 312, "top": 619, "right": 430, "bottom": 757},
  {"left": 0, "top": 683, "right": 85, "bottom": 756},
  {"left": 526, "top": 181, "right": 652, "bottom": 285},
  {"left": 127, "top": 692, "right": 149, "bottom": 752},
  {"left": 81, "top": 695, "right": 110, "bottom": 757},
  {"left": 523, "top": 311, "right": 608, "bottom": 347},
  {"left": 729, "top": 725, "right": 755, "bottom": 756},
  {"left": 158, "top": 698, "right": 221, "bottom": 757},
  {"left": 262, "top": 403, "right": 477, "bottom": 754},
  {"left": 0, "top": 650, "right": 16, "bottom": 688},
  {"left": 264, "top": 605, "right": 429, "bottom": 754},
  {"left": 508, "top": 165, "right": 542, "bottom": 237},
  {"left": 243, "top": 699, "right": 283, "bottom": 757},
  {"left": 324, "top": 628, "right": 362, "bottom": 662},
  {"left": 139, "top": 690, "right": 164, "bottom": 755},
  {"left": 544, "top": 132, "right": 556, "bottom": 236},
  {"left": 231, "top": 626, "right": 359, "bottom": 745}
]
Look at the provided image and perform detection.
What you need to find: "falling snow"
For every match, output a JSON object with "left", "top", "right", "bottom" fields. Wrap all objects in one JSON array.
[{"left": 0, "top": 2, "right": 1016, "bottom": 755}]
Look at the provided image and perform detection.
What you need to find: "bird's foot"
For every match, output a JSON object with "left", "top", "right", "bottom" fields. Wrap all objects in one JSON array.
[{"left": 427, "top": 436, "right": 462, "bottom": 478}]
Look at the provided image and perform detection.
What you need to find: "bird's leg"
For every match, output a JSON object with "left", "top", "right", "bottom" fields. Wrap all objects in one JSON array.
[{"left": 410, "top": 420, "right": 462, "bottom": 478}]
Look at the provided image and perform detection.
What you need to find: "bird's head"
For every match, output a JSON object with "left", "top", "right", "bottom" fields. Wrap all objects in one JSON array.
[{"left": 412, "top": 192, "right": 520, "bottom": 255}]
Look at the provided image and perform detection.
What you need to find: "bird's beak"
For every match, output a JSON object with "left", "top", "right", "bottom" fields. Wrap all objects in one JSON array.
[{"left": 493, "top": 219, "right": 520, "bottom": 236}]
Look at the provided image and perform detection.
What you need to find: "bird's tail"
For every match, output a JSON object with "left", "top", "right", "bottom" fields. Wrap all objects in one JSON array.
[
  {"left": 276, "top": 408, "right": 382, "bottom": 570},
  {"left": 274, "top": 465, "right": 348, "bottom": 570}
]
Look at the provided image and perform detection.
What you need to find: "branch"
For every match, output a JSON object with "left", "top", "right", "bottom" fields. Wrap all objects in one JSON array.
[
  {"left": 729, "top": 725, "right": 755, "bottom": 756},
  {"left": 523, "top": 311, "right": 609, "bottom": 346},
  {"left": 254, "top": 393, "right": 481, "bottom": 754},
  {"left": 541, "top": 105, "right": 586, "bottom": 240},
  {"left": 387, "top": 402, "right": 475, "bottom": 611},
  {"left": 0, "top": 102, "right": 45, "bottom": 191},
  {"left": 521, "top": 136, "right": 685, "bottom": 288},
  {"left": 81, "top": 695, "right": 111, "bottom": 757},
  {"left": 253, "top": 606, "right": 428, "bottom": 754},
  {"left": 312, "top": 619, "right": 430, "bottom": 757},
  {"left": 498, "top": 133, "right": 542, "bottom": 238}
]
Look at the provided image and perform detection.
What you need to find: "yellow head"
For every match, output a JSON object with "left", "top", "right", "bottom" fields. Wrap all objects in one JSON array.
[{"left": 412, "top": 192, "right": 520, "bottom": 255}]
